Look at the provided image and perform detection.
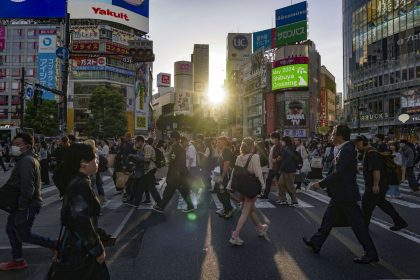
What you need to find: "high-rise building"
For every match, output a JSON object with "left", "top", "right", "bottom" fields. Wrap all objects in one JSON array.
[
  {"left": 343, "top": 0, "right": 420, "bottom": 139},
  {"left": 321, "top": 66, "right": 337, "bottom": 127},
  {"left": 191, "top": 44, "right": 209, "bottom": 112},
  {"left": 174, "top": 61, "right": 193, "bottom": 115}
]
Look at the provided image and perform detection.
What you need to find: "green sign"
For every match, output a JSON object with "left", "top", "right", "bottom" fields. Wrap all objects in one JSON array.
[
  {"left": 275, "top": 20, "right": 307, "bottom": 47},
  {"left": 272, "top": 64, "right": 309, "bottom": 90}
]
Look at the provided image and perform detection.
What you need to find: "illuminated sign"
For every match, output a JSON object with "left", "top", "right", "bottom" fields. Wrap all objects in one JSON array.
[{"left": 272, "top": 64, "right": 308, "bottom": 91}]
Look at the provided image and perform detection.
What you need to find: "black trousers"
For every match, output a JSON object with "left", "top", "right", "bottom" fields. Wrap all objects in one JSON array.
[
  {"left": 215, "top": 183, "right": 233, "bottom": 212},
  {"left": 362, "top": 191, "right": 406, "bottom": 227},
  {"left": 40, "top": 159, "right": 50, "bottom": 184},
  {"left": 159, "top": 179, "right": 193, "bottom": 210},
  {"left": 134, "top": 170, "right": 161, "bottom": 204},
  {"left": 310, "top": 201, "right": 378, "bottom": 258}
]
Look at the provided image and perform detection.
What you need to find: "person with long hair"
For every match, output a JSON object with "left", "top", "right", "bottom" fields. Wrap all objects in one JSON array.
[
  {"left": 227, "top": 137, "right": 268, "bottom": 246},
  {"left": 50, "top": 143, "right": 109, "bottom": 279}
]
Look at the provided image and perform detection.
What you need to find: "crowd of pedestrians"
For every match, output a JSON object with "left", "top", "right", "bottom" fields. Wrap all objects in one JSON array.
[{"left": 0, "top": 126, "right": 419, "bottom": 277}]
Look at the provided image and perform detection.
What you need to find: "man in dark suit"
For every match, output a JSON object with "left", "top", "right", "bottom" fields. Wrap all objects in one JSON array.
[{"left": 303, "top": 124, "right": 379, "bottom": 264}]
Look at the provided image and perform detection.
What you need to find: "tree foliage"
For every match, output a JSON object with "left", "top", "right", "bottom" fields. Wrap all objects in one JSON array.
[
  {"left": 86, "top": 86, "right": 127, "bottom": 139},
  {"left": 156, "top": 113, "right": 218, "bottom": 136},
  {"left": 24, "top": 100, "right": 60, "bottom": 136}
]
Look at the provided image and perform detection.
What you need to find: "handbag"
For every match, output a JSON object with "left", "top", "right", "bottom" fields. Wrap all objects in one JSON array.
[
  {"left": 106, "top": 154, "right": 116, "bottom": 168},
  {"left": 116, "top": 172, "right": 129, "bottom": 190},
  {"left": 0, "top": 188, "right": 19, "bottom": 213},
  {"left": 230, "top": 154, "right": 261, "bottom": 198},
  {"left": 310, "top": 157, "right": 323, "bottom": 169}
]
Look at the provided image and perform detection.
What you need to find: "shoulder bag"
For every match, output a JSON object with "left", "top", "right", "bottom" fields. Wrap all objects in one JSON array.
[{"left": 230, "top": 154, "right": 261, "bottom": 198}]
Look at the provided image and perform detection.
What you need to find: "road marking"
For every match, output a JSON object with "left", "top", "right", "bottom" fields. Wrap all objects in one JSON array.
[
  {"left": 111, "top": 208, "right": 135, "bottom": 239},
  {"left": 269, "top": 192, "right": 314, "bottom": 208},
  {"left": 301, "top": 189, "right": 420, "bottom": 245},
  {"left": 177, "top": 187, "right": 203, "bottom": 209}
]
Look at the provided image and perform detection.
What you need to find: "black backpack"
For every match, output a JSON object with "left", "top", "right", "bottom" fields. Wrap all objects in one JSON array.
[
  {"left": 289, "top": 147, "right": 303, "bottom": 170},
  {"left": 153, "top": 147, "right": 165, "bottom": 168},
  {"left": 98, "top": 155, "right": 108, "bottom": 173}
]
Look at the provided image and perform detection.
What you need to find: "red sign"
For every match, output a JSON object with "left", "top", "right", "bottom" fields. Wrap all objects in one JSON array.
[
  {"left": 105, "top": 43, "right": 129, "bottom": 55},
  {"left": 92, "top": 7, "right": 129, "bottom": 21},
  {"left": 72, "top": 42, "right": 100, "bottom": 52},
  {"left": 0, "top": 26, "right": 5, "bottom": 51},
  {"left": 39, "top": 30, "right": 56, "bottom": 35},
  {"left": 161, "top": 74, "right": 170, "bottom": 85}
]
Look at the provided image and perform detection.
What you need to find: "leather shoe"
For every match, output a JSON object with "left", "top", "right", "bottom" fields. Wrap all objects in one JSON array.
[
  {"left": 389, "top": 221, "right": 408, "bottom": 231},
  {"left": 353, "top": 255, "right": 379, "bottom": 264},
  {"left": 302, "top": 237, "right": 320, "bottom": 254}
]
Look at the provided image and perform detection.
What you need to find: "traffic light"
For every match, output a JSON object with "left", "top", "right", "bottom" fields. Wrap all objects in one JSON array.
[
  {"left": 128, "top": 40, "right": 155, "bottom": 63},
  {"left": 33, "top": 89, "right": 43, "bottom": 106}
]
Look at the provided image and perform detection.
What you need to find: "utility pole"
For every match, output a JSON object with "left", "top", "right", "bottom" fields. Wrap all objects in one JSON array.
[
  {"left": 61, "top": 12, "right": 70, "bottom": 135},
  {"left": 20, "top": 67, "right": 25, "bottom": 129},
  {"left": 357, "top": 96, "right": 361, "bottom": 135}
]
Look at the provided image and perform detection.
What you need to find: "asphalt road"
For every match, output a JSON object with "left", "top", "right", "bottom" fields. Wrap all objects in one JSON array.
[{"left": 0, "top": 168, "right": 419, "bottom": 280}]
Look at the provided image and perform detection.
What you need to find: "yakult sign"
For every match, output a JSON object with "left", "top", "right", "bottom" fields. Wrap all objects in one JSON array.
[{"left": 69, "top": 0, "right": 149, "bottom": 33}]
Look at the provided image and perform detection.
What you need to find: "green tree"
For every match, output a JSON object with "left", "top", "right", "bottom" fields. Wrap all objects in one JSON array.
[
  {"left": 86, "top": 86, "right": 127, "bottom": 138},
  {"left": 24, "top": 100, "right": 60, "bottom": 136}
]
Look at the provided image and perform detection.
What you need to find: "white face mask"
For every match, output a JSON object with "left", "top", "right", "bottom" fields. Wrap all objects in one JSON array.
[{"left": 11, "top": 145, "right": 23, "bottom": 157}]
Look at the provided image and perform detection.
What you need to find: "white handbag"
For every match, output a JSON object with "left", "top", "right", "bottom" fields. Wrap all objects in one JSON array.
[{"left": 310, "top": 157, "right": 323, "bottom": 169}]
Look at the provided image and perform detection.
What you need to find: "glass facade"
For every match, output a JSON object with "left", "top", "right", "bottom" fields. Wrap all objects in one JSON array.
[{"left": 343, "top": 0, "right": 420, "bottom": 137}]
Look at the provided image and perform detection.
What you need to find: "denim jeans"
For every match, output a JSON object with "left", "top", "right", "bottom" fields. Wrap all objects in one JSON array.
[
  {"left": 387, "top": 185, "right": 401, "bottom": 197},
  {"left": 263, "top": 169, "right": 280, "bottom": 198},
  {"left": 6, "top": 207, "right": 55, "bottom": 259},
  {"left": 406, "top": 167, "right": 419, "bottom": 190}
]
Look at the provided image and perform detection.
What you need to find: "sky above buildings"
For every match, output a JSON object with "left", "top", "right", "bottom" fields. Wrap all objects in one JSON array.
[{"left": 149, "top": 0, "right": 343, "bottom": 97}]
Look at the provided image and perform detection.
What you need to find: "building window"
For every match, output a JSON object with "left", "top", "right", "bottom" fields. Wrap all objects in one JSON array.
[
  {"left": 0, "top": 82, "right": 5, "bottom": 91},
  {"left": 25, "top": 68, "right": 34, "bottom": 77},
  {"left": 27, "top": 29, "right": 36, "bottom": 38},
  {"left": 12, "top": 56, "right": 20, "bottom": 63},
  {"left": 26, "top": 55, "right": 35, "bottom": 63},
  {"left": 12, "top": 68, "right": 20, "bottom": 77},
  {"left": 12, "top": 82, "right": 19, "bottom": 90}
]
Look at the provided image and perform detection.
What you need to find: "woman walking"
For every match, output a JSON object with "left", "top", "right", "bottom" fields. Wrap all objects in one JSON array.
[
  {"left": 48, "top": 143, "right": 109, "bottom": 279},
  {"left": 227, "top": 138, "right": 268, "bottom": 246},
  {"left": 386, "top": 141, "right": 403, "bottom": 199}
]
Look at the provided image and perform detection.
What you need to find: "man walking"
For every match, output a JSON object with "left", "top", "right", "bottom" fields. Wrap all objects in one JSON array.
[
  {"left": 400, "top": 139, "right": 419, "bottom": 192},
  {"left": 153, "top": 131, "right": 194, "bottom": 213},
  {"left": 260, "top": 132, "right": 282, "bottom": 200},
  {"left": 303, "top": 125, "right": 379, "bottom": 264},
  {"left": 354, "top": 135, "right": 408, "bottom": 231},
  {"left": 0, "top": 133, "right": 56, "bottom": 271}
]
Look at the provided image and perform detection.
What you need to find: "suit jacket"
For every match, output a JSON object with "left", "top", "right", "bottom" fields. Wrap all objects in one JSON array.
[{"left": 319, "top": 142, "right": 361, "bottom": 202}]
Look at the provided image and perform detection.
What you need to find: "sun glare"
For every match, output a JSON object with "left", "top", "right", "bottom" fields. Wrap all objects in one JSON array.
[{"left": 207, "top": 85, "right": 226, "bottom": 104}]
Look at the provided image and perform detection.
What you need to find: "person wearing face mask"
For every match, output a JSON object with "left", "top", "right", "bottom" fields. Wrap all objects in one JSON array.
[
  {"left": 47, "top": 143, "right": 110, "bottom": 279},
  {"left": 0, "top": 133, "right": 56, "bottom": 271},
  {"left": 259, "top": 132, "right": 283, "bottom": 200}
]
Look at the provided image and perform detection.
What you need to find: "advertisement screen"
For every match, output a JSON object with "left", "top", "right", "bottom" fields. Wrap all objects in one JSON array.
[
  {"left": 285, "top": 100, "right": 307, "bottom": 126},
  {"left": 0, "top": 0, "right": 66, "bottom": 19},
  {"left": 69, "top": 0, "right": 149, "bottom": 33},
  {"left": 272, "top": 64, "right": 308, "bottom": 91},
  {"left": 401, "top": 88, "right": 420, "bottom": 113},
  {"left": 276, "top": 1, "right": 307, "bottom": 27},
  {"left": 253, "top": 29, "right": 275, "bottom": 52},
  {"left": 275, "top": 20, "right": 307, "bottom": 47}
]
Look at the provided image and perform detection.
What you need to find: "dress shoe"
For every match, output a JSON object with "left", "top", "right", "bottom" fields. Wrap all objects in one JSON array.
[
  {"left": 389, "top": 221, "right": 408, "bottom": 231},
  {"left": 302, "top": 237, "right": 320, "bottom": 254},
  {"left": 353, "top": 255, "right": 379, "bottom": 264}
]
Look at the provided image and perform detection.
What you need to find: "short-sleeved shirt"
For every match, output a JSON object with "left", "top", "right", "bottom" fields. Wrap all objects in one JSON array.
[
  {"left": 219, "top": 148, "right": 235, "bottom": 184},
  {"left": 363, "top": 149, "right": 388, "bottom": 191}
]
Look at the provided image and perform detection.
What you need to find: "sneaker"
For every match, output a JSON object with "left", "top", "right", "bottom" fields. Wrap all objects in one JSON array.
[
  {"left": 257, "top": 224, "right": 269, "bottom": 237},
  {"left": 223, "top": 209, "right": 235, "bottom": 219},
  {"left": 141, "top": 200, "right": 152, "bottom": 205},
  {"left": 274, "top": 200, "right": 288, "bottom": 205},
  {"left": 126, "top": 201, "right": 139, "bottom": 208},
  {"left": 385, "top": 194, "right": 394, "bottom": 199},
  {"left": 182, "top": 207, "right": 195, "bottom": 213},
  {"left": 152, "top": 205, "right": 164, "bottom": 213},
  {"left": 229, "top": 236, "right": 244, "bottom": 246},
  {"left": 0, "top": 260, "right": 28, "bottom": 271},
  {"left": 389, "top": 221, "right": 408, "bottom": 231},
  {"left": 296, "top": 189, "right": 302, "bottom": 193},
  {"left": 216, "top": 209, "right": 225, "bottom": 216},
  {"left": 394, "top": 195, "right": 402, "bottom": 199},
  {"left": 291, "top": 202, "right": 301, "bottom": 208}
]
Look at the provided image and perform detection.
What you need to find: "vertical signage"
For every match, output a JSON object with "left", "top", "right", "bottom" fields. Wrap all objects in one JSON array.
[
  {"left": 253, "top": 29, "right": 275, "bottom": 52},
  {"left": 38, "top": 32, "right": 57, "bottom": 100},
  {"left": 135, "top": 63, "right": 149, "bottom": 131},
  {"left": 0, "top": 26, "right": 5, "bottom": 51}
]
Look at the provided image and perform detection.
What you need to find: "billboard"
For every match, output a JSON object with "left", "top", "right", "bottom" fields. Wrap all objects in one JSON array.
[
  {"left": 72, "top": 57, "right": 106, "bottom": 67},
  {"left": 272, "top": 64, "right": 308, "bottom": 91},
  {"left": 227, "top": 33, "right": 252, "bottom": 61},
  {"left": 157, "top": 73, "right": 171, "bottom": 87},
  {"left": 275, "top": 20, "right": 307, "bottom": 47},
  {"left": 0, "top": 0, "right": 66, "bottom": 19},
  {"left": 0, "top": 26, "right": 5, "bottom": 51},
  {"left": 276, "top": 1, "right": 307, "bottom": 27},
  {"left": 68, "top": 0, "right": 149, "bottom": 33},
  {"left": 283, "top": 129, "right": 307, "bottom": 138},
  {"left": 285, "top": 100, "right": 307, "bottom": 126},
  {"left": 70, "top": 26, "right": 100, "bottom": 41},
  {"left": 135, "top": 63, "right": 150, "bottom": 130},
  {"left": 38, "top": 33, "right": 57, "bottom": 100},
  {"left": 401, "top": 88, "right": 420, "bottom": 113},
  {"left": 175, "top": 91, "right": 192, "bottom": 114},
  {"left": 253, "top": 28, "right": 275, "bottom": 52},
  {"left": 72, "top": 42, "right": 100, "bottom": 52}
]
